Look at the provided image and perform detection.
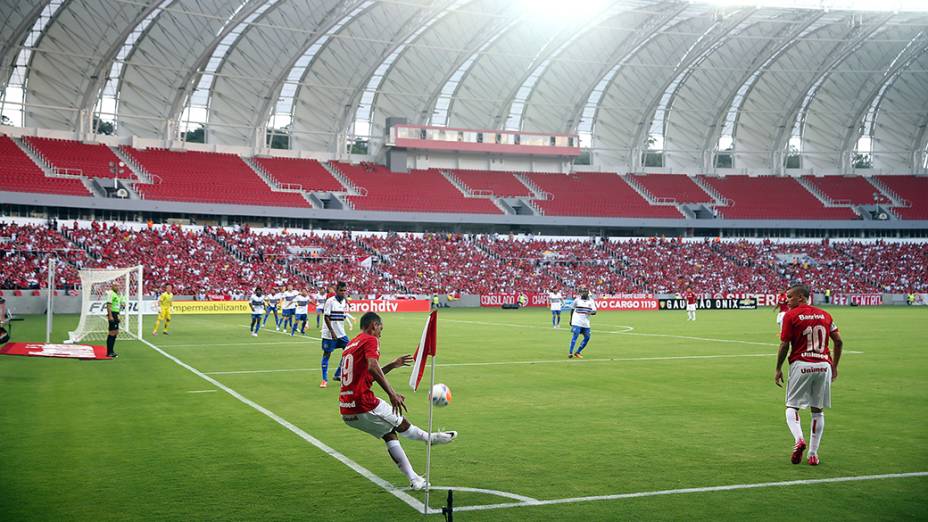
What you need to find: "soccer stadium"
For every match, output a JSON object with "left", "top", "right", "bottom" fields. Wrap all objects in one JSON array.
[{"left": 1, "top": 0, "right": 927, "bottom": 519}]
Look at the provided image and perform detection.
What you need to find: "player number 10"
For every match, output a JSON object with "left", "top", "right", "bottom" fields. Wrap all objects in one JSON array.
[
  {"left": 802, "top": 325, "right": 828, "bottom": 353},
  {"left": 340, "top": 354, "right": 354, "bottom": 386}
]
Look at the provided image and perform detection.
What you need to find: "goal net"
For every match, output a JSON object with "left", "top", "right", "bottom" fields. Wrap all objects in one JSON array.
[{"left": 66, "top": 265, "right": 143, "bottom": 343}]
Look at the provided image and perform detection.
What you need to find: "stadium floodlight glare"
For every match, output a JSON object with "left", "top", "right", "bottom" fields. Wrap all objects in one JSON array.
[
  {"left": 689, "top": 0, "right": 928, "bottom": 11},
  {"left": 515, "top": 0, "right": 609, "bottom": 21}
]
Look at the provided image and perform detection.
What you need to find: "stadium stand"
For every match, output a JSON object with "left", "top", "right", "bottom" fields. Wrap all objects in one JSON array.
[
  {"left": 0, "top": 223, "right": 86, "bottom": 289},
  {"left": 630, "top": 174, "right": 714, "bottom": 204},
  {"left": 253, "top": 157, "right": 346, "bottom": 192},
  {"left": 124, "top": 147, "right": 310, "bottom": 207},
  {"left": 360, "top": 234, "right": 542, "bottom": 294},
  {"left": 65, "top": 223, "right": 306, "bottom": 295},
  {"left": 2, "top": 137, "right": 925, "bottom": 222},
  {"left": 334, "top": 163, "right": 501, "bottom": 213},
  {"left": 0, "top": 136, "right": 90, "bottom": 196},
  {"left": 23, "top": 137, "right": 132, "bottom": 180},
  {"left": 702, "top": 176, "right": 858, "bottom": 219},
  {"left": 2, "top": 224, "right": 926, "bottom": 295},
  {"left": 447, "top": 169, "right": 535, "bottom": 198},
  {"left": 803, "top": 176, "right": 889, "bottom": 205},
  {"left": 876, "top": 176, "right": 928, "bottom": 220},
  {"left": 523, "top": 172, "right": 682, "bottom": 218}
]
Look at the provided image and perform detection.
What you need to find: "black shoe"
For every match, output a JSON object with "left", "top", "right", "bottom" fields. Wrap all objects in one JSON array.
[
  {"left": 333, "top": 374, "right": 341, "bottom": 382},
  {"left": 108, "top": 353, "right": 119, "bottom": 358}
]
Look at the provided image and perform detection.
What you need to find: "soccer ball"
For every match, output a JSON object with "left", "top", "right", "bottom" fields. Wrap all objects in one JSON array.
[{"left": 430, "top": 383, "right": 452, "bottom": 408}]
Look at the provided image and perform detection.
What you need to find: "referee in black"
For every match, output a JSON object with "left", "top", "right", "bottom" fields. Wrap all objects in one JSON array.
[{"left": 105, "top": 283, "right": 125, "bottom": 358}]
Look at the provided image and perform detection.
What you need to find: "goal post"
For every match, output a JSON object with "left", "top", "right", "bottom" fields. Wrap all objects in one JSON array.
[{"left": 63, "top": 265, "right": 144, "bottom": 344}]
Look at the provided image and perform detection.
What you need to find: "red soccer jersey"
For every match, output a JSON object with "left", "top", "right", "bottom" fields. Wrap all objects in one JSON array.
[
  {"left": 780, "top": 304, "right": 838, "bottom": 365},
  {"left": 776, "top": 293, "right": 789, "bottom": 312},
  {"left": 684, "top": 291, "right": 697, "bottom": 305},
  {"left": 339, "top": 332, "right": 381, "bottom": 415}
]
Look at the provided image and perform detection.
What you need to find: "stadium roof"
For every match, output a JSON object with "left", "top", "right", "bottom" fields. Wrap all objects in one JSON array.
[{"left": 1, "top": 0, "right": 927, "bottom": 171}]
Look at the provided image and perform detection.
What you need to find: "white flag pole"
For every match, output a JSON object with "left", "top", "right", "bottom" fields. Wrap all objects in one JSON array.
[
  {"left": 424, "top": 326, "right": 437, "bottom": 515},
  {"left": 46, "top": 257, "right": 55, "bottom": 343}
]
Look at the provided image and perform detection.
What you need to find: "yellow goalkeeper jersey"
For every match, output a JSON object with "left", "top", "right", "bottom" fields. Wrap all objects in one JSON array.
[{"left": 159, "top": 291, "right": 173, "bottom": 310}]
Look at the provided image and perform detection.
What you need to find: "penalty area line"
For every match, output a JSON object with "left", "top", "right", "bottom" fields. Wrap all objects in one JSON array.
[
  {"left": 137, "top": 337, "right": 426, "bottom": 513},
  {"left": 448, "top": 472, "right": 928, "bottom": 513}
]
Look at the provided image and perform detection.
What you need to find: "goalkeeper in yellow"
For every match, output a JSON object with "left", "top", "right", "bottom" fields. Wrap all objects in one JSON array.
[{"left": 152, "top": 284, "right": 173, "bottom": 336}]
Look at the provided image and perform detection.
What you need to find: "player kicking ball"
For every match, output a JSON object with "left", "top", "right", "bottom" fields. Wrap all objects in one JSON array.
[
  {"left": 340, "top": 312, "right": 457, "bottom": 490},
  {"left": 775, "top": 284, "right": 843, "bottom": 466}
]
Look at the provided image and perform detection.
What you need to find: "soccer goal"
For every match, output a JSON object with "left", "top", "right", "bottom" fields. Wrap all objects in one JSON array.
[{"left": 62, "top": 264, "right": 144, "bottom": 344}]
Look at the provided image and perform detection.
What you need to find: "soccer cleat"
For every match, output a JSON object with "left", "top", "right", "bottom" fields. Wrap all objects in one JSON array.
[
  {"left": 251, "top": 332, "right": 258, "bottom": 337},
  {"left": 163, "top": 332, "right": 169, "bottom": 336},
  {"left": 791, "top": 439, "right": 807, "bottom": 464},
  {"left": 319, "top": 380, "right": 327, "bottom": 388},
  {"left": 152, "top": 331, "right": 158, "bottom": 336},
  {"left": 568, "top": 354, "right": 574, "bottom": 359},
  {"left": 573, "top": 353, "right": 584, "bottom": 359},
  {"left": 409, "top": 475, "right": 430, "bottom": 491},
  {"left": 808, "top": 455, "right": 820, "bottom": 466},
  {"left": 108, "top": 353, "right": 118, "bottom": 359},
  {"left": 431, "top": 431, "right": 457, "bottom": 445}
]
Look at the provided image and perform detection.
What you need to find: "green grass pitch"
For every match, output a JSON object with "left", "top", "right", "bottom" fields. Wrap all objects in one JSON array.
[{"left": 1, "top": 307, "right": 926, "bottom": 520}]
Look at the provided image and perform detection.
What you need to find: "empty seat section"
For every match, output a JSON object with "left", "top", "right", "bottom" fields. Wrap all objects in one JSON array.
[
  {"left": 631, "top": 174, "right": 713, "bottom": 203},
  {"left": 804, "top": 176, "right": 889, "bottom": 205},
  {"left": 125, "top": 147, "right": 308, "bottom": 207},
  {"left": 24, "top": 136, "right": 131, "bottom": 179},
  {"left": 524, "top": 172, "right": 680, "bottom": 218},
  {"left": 449, "top": 169, "right": 533, "bottom": 197},
  {"left": 254, "top": 157, "right": 345, "bottom": 192},
  {"left": 0, "top": 136, "right": 89, "bottom": 196},
  {"left": 702, "top": 176, "right": 856, "bottom": 219},
  {"left": 335, "top": 163, "right": 500, "bottom": 214},
  {"left": 876, "top": 175, "right": 928, "bottom": 220}
]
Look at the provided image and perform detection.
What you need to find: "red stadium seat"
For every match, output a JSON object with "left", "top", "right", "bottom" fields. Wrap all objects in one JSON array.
[
  {"left": 523, "top": 172, "right": 681, "bottom": 218},
  {"left": 254, "top": 157, "right": 346, "bottom": 192},
  {"left": 0, "top": 136, "right": 90, "bottom": 196},
  {"left": 702, "top": 176, "right": 857, "bottom": 220},
  {"left": 124, "top": 147, "right": 309, "bottom": 208},
  {"left": 334, "top": 163, "right": 500, "bottom": 214},
  {"left": 24, "top": 137, "right": 134, "bottom": 180},
  {"left": 876, "top": 176, "right": 928, "bottom": 220}
]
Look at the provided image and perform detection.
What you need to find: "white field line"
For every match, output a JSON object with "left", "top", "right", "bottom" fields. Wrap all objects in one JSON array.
[
  {"left": 186, "top": 390, "right": 217, "bottom": 393},
  {"left": 443, "top": 318, "right": 777, "bottom": 347},
  {"left": 137, "top": 337, "right": 426, "bottom": 513},
  {"left": 204, "top": 351, "right": 864, "bottom": 375},
  {"left": 446, "top": 472, "right": 928, "bottom": 513}
]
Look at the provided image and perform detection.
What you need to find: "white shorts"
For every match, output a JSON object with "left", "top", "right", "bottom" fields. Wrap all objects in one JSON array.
[
  {"left": 686, "top": 303, "right": 696, "bottom": 312},
  {"left": 786, "top": 361, "right": 832, "bottom": 409},
  {"left": 342, "top": 398, "right": 404, "bottom": 439},
  {"left": 776, "top": 312, "right": 786, "bottom": 326}
]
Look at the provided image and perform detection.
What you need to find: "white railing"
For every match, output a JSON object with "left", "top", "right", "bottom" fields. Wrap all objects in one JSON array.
[
  {"left": 277, "top": 183, "right": 304, "bottom": 193},
  {"left": 52, "top": 167, "right": 83, "bottom": 178}
]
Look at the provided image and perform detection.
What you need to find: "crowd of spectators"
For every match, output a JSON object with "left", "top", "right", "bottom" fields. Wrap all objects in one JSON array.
[
  {"left": 1, "top": 223, "right": 925, "bottom": 296},
  {"left": 0, "top": 223, "right": 85, "bottom": 289}
]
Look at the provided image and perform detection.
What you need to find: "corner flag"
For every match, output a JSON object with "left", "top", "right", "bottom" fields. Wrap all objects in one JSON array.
[{"left": 409, "top": 310, "right": 437, "bottom": 391}]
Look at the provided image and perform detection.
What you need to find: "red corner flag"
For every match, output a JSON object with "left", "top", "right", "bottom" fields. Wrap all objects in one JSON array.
[{"left": 409, "top": 310, "right": 437, "bottom": 391}]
